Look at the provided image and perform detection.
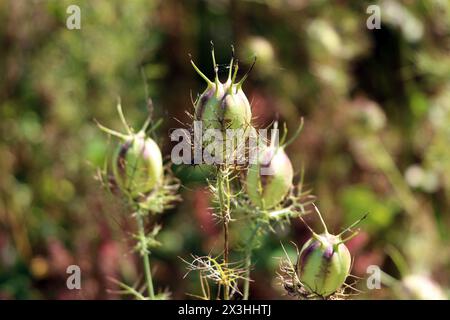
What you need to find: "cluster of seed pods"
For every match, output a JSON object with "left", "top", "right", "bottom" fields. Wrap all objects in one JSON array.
[
  {"left": 192, "top": 47, "right": 354, "bottom": 298},
  {"left": 108, "top": 45, "right": 356, "bottom": 299},
  {"left": 191, "top": 46, "right": 294, "bottom": 211}
]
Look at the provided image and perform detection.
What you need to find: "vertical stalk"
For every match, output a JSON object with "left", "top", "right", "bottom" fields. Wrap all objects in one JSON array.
[
  {"left": 223, "top": 222, "right": 229, "bottom": 268},
  {"left": 243, "top": 220, "right": 262, "bottom": 300},
  {"left": 136, "top": 211, "right": 155, "bottom": 300},
  {"left": 217, "top": 167, "right": 230, "bottom": 300},
  {"left": 223, "top": 221, "right": 230, "bottom": 301},
  {"left": 224, "top": 169, "right": 231, "bottom": 264},
  {"left": 243, "top": 252, "right": 251, "bottom": 300}
]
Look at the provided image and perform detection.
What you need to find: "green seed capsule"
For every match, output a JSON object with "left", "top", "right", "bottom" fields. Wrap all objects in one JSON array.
[
  {"left": 112, "top": 133, "right": 163, "bottom": 198},
  {"left": 192, "top": 47, "right": 252, "bottom": 133},
  {"left": 195, "top": 81, "right": 252, "bottom": 132},
  {"left": 297, "top": 233, "right": 351, "bottom": 297},
  {"left": 246, "top": 146, "right": 294, "bottom": 210}
]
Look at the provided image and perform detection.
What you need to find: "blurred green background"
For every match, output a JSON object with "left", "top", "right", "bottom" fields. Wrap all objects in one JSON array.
[{"left": 0, "top": 0, "right": 449, "bottom": 299}]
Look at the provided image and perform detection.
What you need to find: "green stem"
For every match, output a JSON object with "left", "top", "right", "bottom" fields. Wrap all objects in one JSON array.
[
  {"left": 243, "top": 220, "right": 262, "bottom": 300},
  {"left": 217, "top": 169, "right": 230, "bottom": 300},
  {"left": 136, "top": 212, "right": 155, "bottom": 300}
]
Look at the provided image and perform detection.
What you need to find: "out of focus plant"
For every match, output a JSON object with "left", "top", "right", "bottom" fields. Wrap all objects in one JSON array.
[
  {"left": 96, "top": 100, "right": 180, "bottom": 300},
  {"left": 344, "top": 96, "right": 449, "bottom": 297},
  {"left": 380, "top": 247, "right": 447, "bottom": 300}
]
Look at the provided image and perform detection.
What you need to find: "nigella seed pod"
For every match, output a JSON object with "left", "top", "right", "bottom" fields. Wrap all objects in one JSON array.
[
  {"left": 246, "top": 146, "right": 294, "bottom": 210},
  {"left": 297, "top": 233, "right": 351, "bottom": 297},
  {"left": 296, "top": 206, "right": 365, "bottom": 297},
  {"left": 96, "top": 100, "right": 165, "bottom": 199},
  {"left": 112, "top": 132, "right": 163, "bottom": 198},
  {"left": 192, "top": 45, "right": 252, "bottom": 133}
]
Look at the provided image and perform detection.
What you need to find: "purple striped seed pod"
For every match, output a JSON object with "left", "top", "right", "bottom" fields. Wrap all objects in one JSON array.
[
  {"left": 245, "top": 146, "right": 294, "bottom": 210},
  {"left": 112, "top": 133, "right": 163, "bottom": 199},
  {"left": 297, "top": 233, "right": 351, "bottom": 297},
  {"left": 191, "top": 49, "right": 252, "bottom": 134},
  {"left": 194, "top": 78, "right": 252, "bottom": 133}
]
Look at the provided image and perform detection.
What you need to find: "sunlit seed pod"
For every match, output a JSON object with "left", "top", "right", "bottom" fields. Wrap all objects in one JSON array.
[
  {"left": 195, "top": 82, "right": 252, "bottom": 132},
  {"left": 112, "top": 133, "right": 163, "bottom": 198},
  {"left": 192, "top": 47, "right": 252, "bottom": 133},
  {"left": 221, "top": 85, "right": 252, "bottom": 130},
  {"left": 246, "top": 146, "right": 294, "bottom": 210},
  {"left": 297, "top": 232, "right": 351, "bottom": 297}
]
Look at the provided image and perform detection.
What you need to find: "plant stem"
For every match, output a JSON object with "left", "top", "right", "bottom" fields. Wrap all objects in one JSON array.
[
  {"left": 217, "top": 167, "right": 230, "bottom": 300},
  {"left": 223, "top": 221, "right": 229, "bottom": 268},
  {"left": 243, "top": 253, "right": 251, "bottom": 300},
  {"left": 223, "top": 220, "right": 230, "bottom": 301},
  {"left": 243, "top": 220, "right": 262, "bottom": 300},
  {"left": 136, "top": 211, "right": 155, "bottom": 300}
]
